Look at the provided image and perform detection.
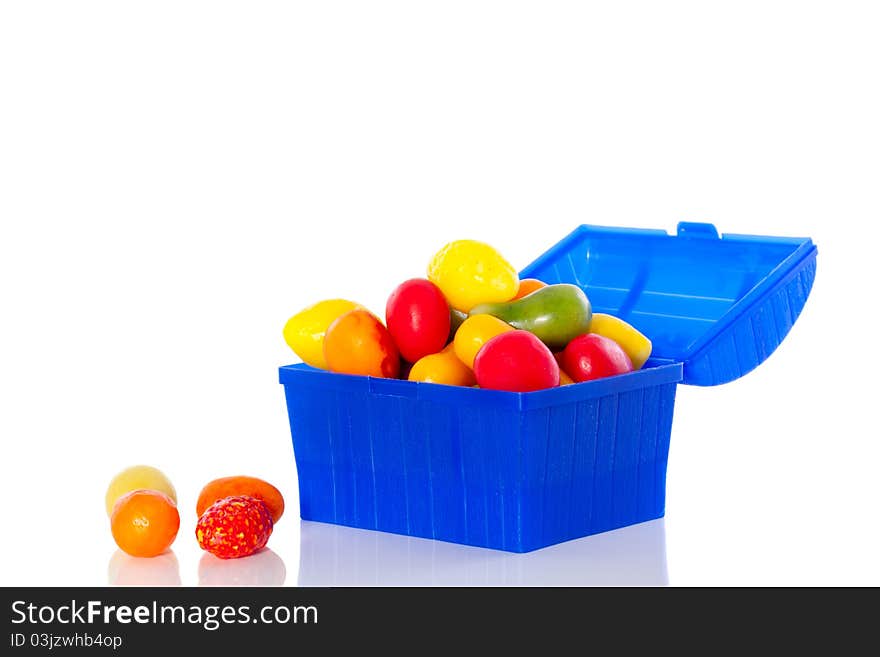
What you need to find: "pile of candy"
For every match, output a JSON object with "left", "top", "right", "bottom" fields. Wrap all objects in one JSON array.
[
  {"left": 284, "top": 240, "right": 652, "bottom": 392},
  {"left": 106, "top": 466, "right": 284, "bottom": 560}
]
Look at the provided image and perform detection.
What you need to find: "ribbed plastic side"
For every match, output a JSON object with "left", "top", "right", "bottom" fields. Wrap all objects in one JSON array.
[
  {"left": 684, "top": 253, "right": 817, "bottom": 386},
  {"left": 519, "top": 222, "right": 817, "bottom": 386},
  {"left": 283, "top": 378, "right": 677, "bottom": 552}
]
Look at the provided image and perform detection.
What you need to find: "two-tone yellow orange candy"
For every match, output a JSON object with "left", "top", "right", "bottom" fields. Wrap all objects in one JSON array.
[
  {"left": 106, "top": 465, "right": 180, "bottom": 558},
  {"left": 323, "top": 309, "right": 400, "bottom": 378},
  {"left": 283, "top": 299, "right": 363, "bottom": 369}
]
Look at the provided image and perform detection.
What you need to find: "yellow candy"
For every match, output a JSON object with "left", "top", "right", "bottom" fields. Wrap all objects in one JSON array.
[
  {"left": 588, "top": 313, "right": 652, "bottom": 370},
  {"left": 105, "top": 465, "right": 177, "bottom": 516},
  {"left": 283, "top": 299, "right": 363, "bottom": 369},
  {"left": 427, "top": 240, "right": 519, "bottom": 312},
  {"left": 453, "top": 314, "right": 515, "bottom": 369},
  {"left": 409, "top": 345, "right": 476, "bottom": 386}
]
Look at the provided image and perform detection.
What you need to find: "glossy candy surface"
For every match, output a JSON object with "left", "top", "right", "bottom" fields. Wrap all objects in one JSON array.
[
  {"left": 589, "top": 313, "right": 652, "bottom": 369},
  {"left": 452, "top": 314, "right": 515, "bottom": 369},
  {"left": 512, "top": 278, "right": 547, "bottom": 300},
  {"left": 105, "top": 465, "right": 177, "bottom": 516},
  {"left": 470, "top": 283, "right": 592, "bottom": 351},
  {"left": 196, "top": 476, "right": 285, "bottom": 523},
  {"left": 111, "top": 490, "right": 180, "bottom": 558},
  {"left": 427, "top": 240, "right": 519, "bottom": 312},
  {"left": 283, "top": 299, "right": 363, "bottom": 369},
  {"left": 196, "top": 495, "right": 274, "bottom": 560},
  {"left": 561, "top": 333, "right": 633, "bottom": 382},
  {"left": 408, "top": 345, "right": 476, "bottom": 386},
  {"left": 386, "top": 279, "right": 450, "bottom": 363},
  {"left": 473, "top": 330, "right": 559, "bottom": 392},
  {"left": 323, "top": 309, "right": 400, "bottom": 378}
]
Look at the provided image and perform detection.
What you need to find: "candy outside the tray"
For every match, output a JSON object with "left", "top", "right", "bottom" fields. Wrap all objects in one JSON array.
[
  {"left": 105, "top": 465, "right": 177, "bottom": 516},
  {"left": 111, "top": 489, "right": 180, "bottom": 558},
  {"left": 196, "top": 495, "right": 274, "bottom": 560},
  {"left": 196, "top": 476, "right": 285, "bottom": 523},
  {"left": 470, "top": 283, "right": 592, "bottom": 351}
]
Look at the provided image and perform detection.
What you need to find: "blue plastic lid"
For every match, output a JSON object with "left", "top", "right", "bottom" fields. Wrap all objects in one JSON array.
[{"left": 520, "top": 222, "right": 817, "bottom": 386}]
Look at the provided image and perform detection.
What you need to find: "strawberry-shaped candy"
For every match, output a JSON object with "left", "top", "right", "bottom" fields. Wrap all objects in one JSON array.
[{"left": 196, "top": 495, "right": 273, "bottom": 559}]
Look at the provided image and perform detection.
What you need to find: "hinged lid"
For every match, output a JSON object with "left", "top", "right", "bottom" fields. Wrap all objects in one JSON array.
[{"left": 520, "top": 222, "right": 817, "bottom": 386}]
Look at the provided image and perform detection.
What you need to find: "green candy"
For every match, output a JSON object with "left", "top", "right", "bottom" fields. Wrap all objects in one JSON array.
[
  {"left": 447, "top": 308, "right": 468, "bottom": 343},
  {"left": 470, "top": 284, "right": 592, "bottom": 350}
]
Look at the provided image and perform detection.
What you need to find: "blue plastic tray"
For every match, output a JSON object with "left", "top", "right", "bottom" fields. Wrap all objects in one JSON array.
[{"left": 280, "top": 222, "right": 817, "bottom": 552}]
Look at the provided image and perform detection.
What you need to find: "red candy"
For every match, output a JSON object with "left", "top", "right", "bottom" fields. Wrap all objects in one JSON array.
[
  {"left": 473, "top": 330, "right": 560, "bottom": 392},
  {"left": 196, "top": 495, "right": 274, "bottom": 559},
  {"left": 385, "top": 278, "right": 451, "bottom": 363},
  {"left": 561, "top": 333, "right": 633, "bottom": 382}
]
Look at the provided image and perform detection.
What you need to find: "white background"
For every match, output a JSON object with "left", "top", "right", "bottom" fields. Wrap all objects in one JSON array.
[{"left": 1, "top": 1, "right": 878, "bottom": 586}]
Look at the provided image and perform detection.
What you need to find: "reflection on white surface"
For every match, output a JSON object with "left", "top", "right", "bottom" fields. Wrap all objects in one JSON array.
[
  {"left": 298, "top": 519, "right": 667, "bottom": 586},
  {"left": 198, "top": 549, "right": 287, "bottom": 586},
  {"left": 107, "top": 550, "right": 181, "bottom": 586}
]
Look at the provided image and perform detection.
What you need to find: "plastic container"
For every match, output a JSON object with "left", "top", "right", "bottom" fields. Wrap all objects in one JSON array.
[{"left": 280, "top": 222, "right": 817, "bottom": 552}]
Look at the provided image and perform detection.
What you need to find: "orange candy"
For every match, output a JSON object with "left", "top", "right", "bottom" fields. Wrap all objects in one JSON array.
[
  {"left": 196, "top": 476, "right": 285, "bottom": 523},
  {"left": 110, "top": 490, "right": 180, "bottom": 558},
  {"left": 408, "top": 345, "right": 476, "bottom": 386},
  {"left": 323, "top": 309, "right": 400, "bottom": 378},
  {"left": 512, "top": 278, "right": 547, "bottom": 300}
]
